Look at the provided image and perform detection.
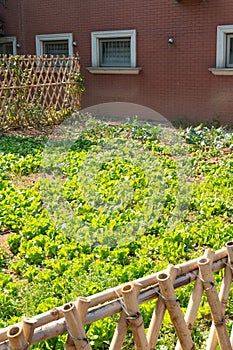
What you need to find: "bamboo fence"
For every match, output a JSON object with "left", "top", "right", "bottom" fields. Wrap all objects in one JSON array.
[
  {"left": 0, "top": 55, "right": 82, "bottom": 128},
  {"left": 0, "top": 242, "right": 232, "bottom": 349}
]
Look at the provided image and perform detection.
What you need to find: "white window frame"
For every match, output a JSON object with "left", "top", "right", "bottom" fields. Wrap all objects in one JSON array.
[
  {"left": 35, "top": 33, "right": 73, "bottom": 57},
  {"left": 216, "top": 25, "right": 233, "bottom": 68},
  {"left": 91, "top": 29, "right": 136, "bottom": 68},
  {"left": 0, "top": 36, "right": 17, "bottom": 55}
]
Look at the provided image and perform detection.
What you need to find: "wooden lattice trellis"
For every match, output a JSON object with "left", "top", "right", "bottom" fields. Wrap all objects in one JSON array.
[
  {"left": 0, "top": 242, "right": 232, "bottom": 349},
  {"left": 0, "top": 55, "right": 83, "bottom": 129}
]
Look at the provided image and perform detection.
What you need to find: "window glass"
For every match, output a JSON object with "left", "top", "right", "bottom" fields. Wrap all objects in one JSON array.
[{"left": 100, "top": 38, "right": 131, "bottom": 67}]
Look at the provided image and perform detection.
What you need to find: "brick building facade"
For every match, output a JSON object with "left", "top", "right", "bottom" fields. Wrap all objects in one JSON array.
[{"left": 1, "top": 0, "right": 233, "bottom": 125}]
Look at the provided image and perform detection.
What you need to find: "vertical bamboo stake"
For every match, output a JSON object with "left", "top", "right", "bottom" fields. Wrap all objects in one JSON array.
[
  {"left": 7, "top": 325, "right": 29, "bottom": 350},
  {"left": 157, "top": 272, "right": 195, "bottom": 350},
  {"left": 147, "top": 297, "right": 164, "bottom": 349},
  {"left": 198, "top": 258, "right": 232, "bottom": 349},
  {"left": 75, "top": 297, "right": 91, "bottom": 324},
  {"left": 62, "top": 302, "right": 91, "bottom": 350},
  {"left": 22, "top": 317, "right": 37, "bottom": 344},
  {"left": 109, "top": 311, "right": 128, "bottom": 350},
  {"left": 66, "top": 333, "right": 76, "bottom": 350},
  {"left": 121, "top": 282, "right": 149, "bottom": 350},
  {"left": 206, "top": 242, "right": 233, "bottom": 350},
  {"left": 66, "top": 297, "right": 91, "bottom": 350},
  {"left": 147, "top": 266, "right": 178, "bottom": 348},
  {"left": 175, "top": 249, "right": 214, "bottom": 350}
]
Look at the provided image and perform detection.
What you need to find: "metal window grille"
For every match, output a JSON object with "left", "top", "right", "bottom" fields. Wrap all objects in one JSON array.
[
  {"left": 0, "top": 42, "right": 13, "bottom": 55},
  {"left": 100, "top": 38, "right": 131, "bottom": 67},
  {"left": 43, "top": 40, "right": 69, "bottom": 57}
]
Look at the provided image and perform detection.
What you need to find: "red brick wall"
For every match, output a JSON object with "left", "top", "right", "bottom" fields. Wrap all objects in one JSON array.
[{"left": 2, "top": 0, "right": 233, "bottom": 125}]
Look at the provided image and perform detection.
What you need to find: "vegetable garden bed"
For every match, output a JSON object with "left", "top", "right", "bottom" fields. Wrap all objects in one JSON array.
[{"left": 0, "top": 122, "right": 232, "bottom": 349}]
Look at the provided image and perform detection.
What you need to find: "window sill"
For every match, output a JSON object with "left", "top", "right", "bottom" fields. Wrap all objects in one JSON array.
[
  {"left": 209, "top": 68, "right": 233, "bottom": 76},
  {"left": 86, "top": 67, "right": 142, "bottom": 75}
]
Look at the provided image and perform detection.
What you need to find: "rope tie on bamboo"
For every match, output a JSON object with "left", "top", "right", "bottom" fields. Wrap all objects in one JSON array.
[
  {"left": 65, "top": 322, "right": 89, "bottom": 348},
  {"left": 223, "top": 261, "right": 233, "bottom": 271},
  {"left": 191, "top": 272, "right": 215, "bottom": 291},
  {"left": 155, "top": 290, "right": 180, "bottom": 304},
  {"left": 114, "top": 289, "right": 141, "bottom": 320}
]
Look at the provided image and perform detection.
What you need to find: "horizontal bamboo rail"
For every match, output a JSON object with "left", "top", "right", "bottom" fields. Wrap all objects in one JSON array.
[
  {"left": 1, "top": 82, "right": 77, "bottom": 90},
  {"left": 0, "top": 244, "right": 231, "bottom": 349}
]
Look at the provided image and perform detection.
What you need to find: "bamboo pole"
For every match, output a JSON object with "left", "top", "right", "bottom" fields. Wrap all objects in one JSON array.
[
  {"left": 206, "top": 242, "right": 233, "bottom": 350},
  {"left": 65, "top": 333, "right": 76, "bottom": 350},
  {"left": 0, "top": 257, "right": 227, "bottom": 349},
  {"left": 66, "top": 297, "right": 91, "bottom": 350},
  {"left": 88, "top": 247, "right": 227, "bottom": 307},
  {"left": 76, "top": 297, "right": 91, "bottom": 324},
  {"left": 121, "top": 282, "right": 149, "bottom": 350},
  {"left": 22, "top": 318, "right": 37, "bottom": 344},
  {"left": 0, "top": 250, "right": 227, "bottom": 345},
  {"left": 30, "top": 318, "right": 66, "bottom": 345},
  {"left": 6, "top": 325, "right": 29, "bottom": 350},
  {"left": 22, "top": 265, "right": 214, "bottom": 347},
  {"left": 157, "top": 271, "right": 195, "bottom": 350},
  {"left": 147, "top": 265, "right": 178, "bottom": 348},
  {"left": 198, "top": 258, "right": 232, "bottom": 349},
  {"left": 61, "top": 302, "right": 91, "bottom": 350},
  {"left": 109, "top": 312, "right": 128, "bottom": 350},
  {"left": 175, "top": 249, "right": 215, "bottom": 350}
]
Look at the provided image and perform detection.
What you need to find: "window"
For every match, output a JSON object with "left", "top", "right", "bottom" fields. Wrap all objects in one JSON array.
[
  {"left": 216, "top": 25, "right": 233, "bottom": 68},
  {"left": 35, "top": 33, "right": 73, "bottom": 57},
  {"left": 88, "top": 30, "right": 141, "bottom": 74},
  {"left": 100, "top": 38, "right": 131, "bottom": 67},
  {"left": 0, "top": 36, "right": 16, "bottom": 55},
  {"left": 209, "top": 25, "right": 233, "bottom": 75}
]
